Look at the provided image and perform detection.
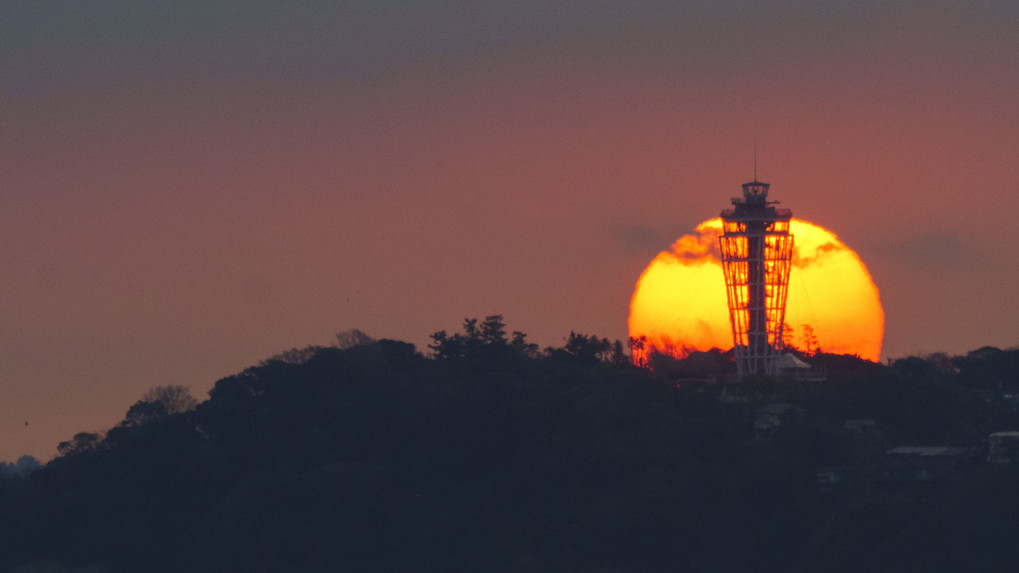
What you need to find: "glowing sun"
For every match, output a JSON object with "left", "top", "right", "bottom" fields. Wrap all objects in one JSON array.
[{"left": 628, "top": 218, "right": 884, "bottom": 362}]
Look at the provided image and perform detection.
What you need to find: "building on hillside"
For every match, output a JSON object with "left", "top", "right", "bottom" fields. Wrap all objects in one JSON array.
[
  {"left": 987, "top": 431, "right": 1019, "bottom": 464},
  {"left": 753, "top": 402, "right": 804, "bottom": 440},
  {"left": 876, "top": 446, "right": 977, "bottom": 484},
  {"left": 776, "top": 353, "right": 811, "bottom": 380}
]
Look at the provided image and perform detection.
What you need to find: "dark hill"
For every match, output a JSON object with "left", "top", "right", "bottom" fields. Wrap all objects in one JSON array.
[{"left": 2, "top": 321, "right": 1018, "bottom": 572}]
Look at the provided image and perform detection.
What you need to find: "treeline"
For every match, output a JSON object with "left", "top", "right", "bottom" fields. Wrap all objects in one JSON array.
[{"left": 1, "top": 317, "right": 1018, "bottom": 572}]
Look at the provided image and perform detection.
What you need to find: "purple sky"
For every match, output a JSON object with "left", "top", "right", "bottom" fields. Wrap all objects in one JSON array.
[{"left": 1, "top": 2, "right": 1017, "bottom": 462}]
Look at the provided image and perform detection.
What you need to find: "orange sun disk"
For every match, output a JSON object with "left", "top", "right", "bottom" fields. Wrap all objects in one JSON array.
[{"left": 628, "top": 218, "right": 884, "bottom": 363}]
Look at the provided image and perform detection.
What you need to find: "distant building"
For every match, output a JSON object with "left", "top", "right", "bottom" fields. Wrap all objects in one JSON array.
[
  {"left": 776, "top": 353, "right": 811, "bottom": 380},
  {"left": 812, "top": 466, "right": 866, "bottom": 493},
  {"left": 753, "top": 402, "right": 804, "bottom": 440},
  {"left": 987, "top": 431, "right": 1019, "bottom": 464},
  {"left": 814, "top": 446, "right": 979, "bottom": 493},
  {"left": 877, "top": 446, "right": 976, "bottom": 484}
]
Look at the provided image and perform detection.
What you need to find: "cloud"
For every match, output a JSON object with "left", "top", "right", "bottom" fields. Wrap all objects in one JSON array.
[
  {"left": 670, "top": 225, "right": 722, "bottom": 263},
  {"left": 888, "top": 232, "right": 985, "bottom": 271},
  {"left": 615, "top": 225, "right": 665, "bottom": 255},
  {"left": 793, "top": 241, "right": 843, "bottom": 268}
]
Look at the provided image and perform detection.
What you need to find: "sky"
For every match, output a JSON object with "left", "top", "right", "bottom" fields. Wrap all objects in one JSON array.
[{"left": 1, "top": 1, "right": 1017, "bottom": 462}]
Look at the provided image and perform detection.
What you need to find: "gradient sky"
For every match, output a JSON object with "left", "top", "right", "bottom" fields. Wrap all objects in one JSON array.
[{"left": 1, "top": 1, "right": 1016, "bottom": 462}]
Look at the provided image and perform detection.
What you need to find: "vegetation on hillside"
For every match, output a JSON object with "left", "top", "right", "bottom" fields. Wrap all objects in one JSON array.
[{"left": 2, "top": 316, "right": 1018, "bottom": 572}]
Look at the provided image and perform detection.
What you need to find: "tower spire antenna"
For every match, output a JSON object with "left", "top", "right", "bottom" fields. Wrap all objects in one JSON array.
[{"left": 753, "top": 137, "right": 758, "bottom": 182}]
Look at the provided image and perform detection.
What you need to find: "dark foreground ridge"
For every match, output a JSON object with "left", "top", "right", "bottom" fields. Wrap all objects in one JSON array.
[{"left": 2, "top": 318, "right": 1019, "bottom": 572}]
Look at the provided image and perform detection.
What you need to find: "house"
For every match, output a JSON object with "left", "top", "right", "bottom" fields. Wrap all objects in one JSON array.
[
  {"left": 987, "top": 431, "right": 1019, "bottom": 464},
  {"left": 753, "top": 402, "right": 805, "bottom": 439},
  {"left": 876, "top": 446, "right": 976, "bottom": 483},
  {"left": 777, "top": 353, "right": 811, "bottom": 380}
]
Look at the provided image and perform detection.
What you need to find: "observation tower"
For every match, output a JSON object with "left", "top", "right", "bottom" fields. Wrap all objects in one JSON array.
[{"left": 719, "top": 179, "right": 794, "bottom": 377}]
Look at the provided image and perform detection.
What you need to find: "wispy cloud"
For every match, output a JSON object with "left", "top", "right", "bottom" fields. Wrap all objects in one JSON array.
[
  {"left": 615, "top": 225, "right": 665, "bottom": 256},
  {"left": 887, "top": 232, "right": 985, "bottom": 271}
]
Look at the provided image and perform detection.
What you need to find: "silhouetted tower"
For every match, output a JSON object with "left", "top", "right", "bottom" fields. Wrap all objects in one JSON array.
[{"left": 719, "top": 180, "right": 794, "bottom": 378}]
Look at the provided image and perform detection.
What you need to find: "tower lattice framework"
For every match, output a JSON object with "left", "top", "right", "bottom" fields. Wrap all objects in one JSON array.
[{"left": 719, "top": 180, "right": 794, "bottom": 377}]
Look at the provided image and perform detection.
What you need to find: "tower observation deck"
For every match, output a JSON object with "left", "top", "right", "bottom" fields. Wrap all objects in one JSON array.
[{"left": 719, "top": 180, "right": 794, "bottom": 377}]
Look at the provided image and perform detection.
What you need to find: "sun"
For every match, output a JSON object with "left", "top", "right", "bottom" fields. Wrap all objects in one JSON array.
[{"left": 628, "top": 218, "right": 884, "bottom": 362}]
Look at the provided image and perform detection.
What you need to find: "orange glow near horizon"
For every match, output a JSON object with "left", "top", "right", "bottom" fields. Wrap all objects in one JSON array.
[{"left": 628, "top": 218, "right": 884, "bottom": 363}]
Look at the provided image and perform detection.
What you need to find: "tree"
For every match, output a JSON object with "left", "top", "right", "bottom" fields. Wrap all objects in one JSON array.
[
  {"left": 266, "top": 345, "right": 324, "bottom": 365},
  {"left": 480, "top": 315, "right": 508, "bottom": 346},
  {"left": 57, "top": 432, "right": 103, "bottom": 457},
  {"left": 429, "top": 329, "right": 465, "bottom": 360},
  {"left": 142, "top": 385, "right": 198, "bottom": 415},
  {"left": 335, "top": 329, "right": 376, "bottom": 349},
  {"left": 801, "top": 324, "right": 819, "bottom": 356},
  {"left": 123, "top": 385, "right": 198, "bottom": 427},
  {"left": 782, "top": 323, "right": 795, "bottom": 350},
  {"left": 462, "top": 318, "right": 483, "bottom": 355},
  {"left": 0, "top": 455, "right": 41, "bottom": 477},
  {"left": 462, "top": 318, "right": 480, "bottom": 342},
  {"left": 552, "top": 332, "right": 612, "bottom": 364},
  {"left": 609, "top": 339, "right": 630, "bottom": 366},
  {"left": 511, "top": 331, "right": 540, "bottom": 358},
  {"left": 629, "top": 335, "right": 649, "bottom": 367},
  {"left": 429, "top": 316, "right": 518, "bottom": 360}
]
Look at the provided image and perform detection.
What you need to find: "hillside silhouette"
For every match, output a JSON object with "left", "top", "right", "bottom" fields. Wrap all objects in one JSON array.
[{"left": 2, "top": 316, "right": 1019, "bottom": 572}]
